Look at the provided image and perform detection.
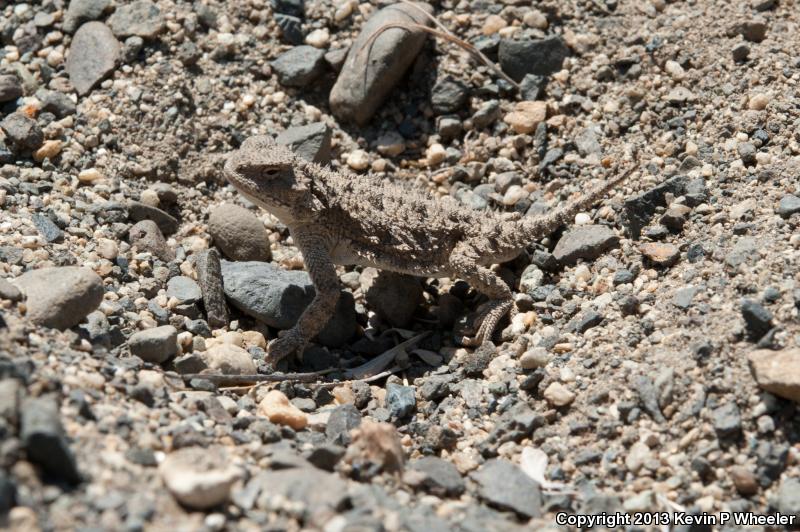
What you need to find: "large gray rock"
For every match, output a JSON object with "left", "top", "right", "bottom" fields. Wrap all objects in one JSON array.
[
  {"left": 248, "top": 467, "right": 349, "bottom": 521},
  {"left": 498, "top": 36, "right": 570, "bottom": 82},
  {"left": 160, "top": 446, "right": 241, "bottom": 510},
  {"left": 470, "top": 459, "right": 542, "bottom": 518},
  {"left": 275, "top": 122, "right": 332, "bottom": 165},
  {"left": 127, "top": 200, "right": 179, "bottom": 235},
  {"left": 66, "top": 21, "right": 120, "bottom": 95},
  {"left": 208, "top": 204, "right": 271, "bottom": 262},
  {"left": 220, "top": 261, "right": 356, "bottom": 347},
  {"left": 107, "top": 0, "right": 165, "bottom": 39},
  {"left": 166, "top": 276, "right": 202, "bottom": 304},
  {"left": 15, "top": 267, "right": 104, "bottom": 329},
  {"left": 329, "top": 2, "right": 433, "bottom": 125},
  {"left": 552, "top": 225, "right": 619, "bottom": 264}
]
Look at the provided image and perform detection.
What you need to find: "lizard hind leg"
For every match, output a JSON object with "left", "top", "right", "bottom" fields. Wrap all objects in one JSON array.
[{"left": 449, "top": 245, "right": 515, "bottom": 347}]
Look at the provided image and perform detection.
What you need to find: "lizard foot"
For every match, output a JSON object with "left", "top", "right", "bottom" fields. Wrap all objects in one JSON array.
[
  {"left": 267, "top": 328, "right": 307, "bottom": 365},
  {"left": 459, "top": 299, "right": 514, "bottom": 347}
]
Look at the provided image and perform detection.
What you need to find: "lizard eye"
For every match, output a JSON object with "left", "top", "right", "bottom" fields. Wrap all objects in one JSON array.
[{"left": 264, "top": 167, "right": 281, "bottom": 177}]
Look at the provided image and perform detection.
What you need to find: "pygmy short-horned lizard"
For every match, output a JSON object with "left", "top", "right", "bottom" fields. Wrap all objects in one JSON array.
[{"left": 224, "top": 135, "right": 635, "bottom": 364}]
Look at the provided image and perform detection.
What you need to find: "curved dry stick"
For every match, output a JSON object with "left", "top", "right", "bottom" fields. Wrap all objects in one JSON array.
[{"left": 357, "top": 21, "right": 521, "bottom": 90}]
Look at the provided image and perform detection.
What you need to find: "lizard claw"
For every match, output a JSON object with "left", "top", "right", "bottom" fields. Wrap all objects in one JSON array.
[{"left": 267, "top": 329, "right": 307, "bottom": 364}]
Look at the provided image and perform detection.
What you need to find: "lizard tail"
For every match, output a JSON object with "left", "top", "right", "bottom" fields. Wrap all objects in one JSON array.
[{"left": 511, "top": 162, "right": 638, "bottom": 247}]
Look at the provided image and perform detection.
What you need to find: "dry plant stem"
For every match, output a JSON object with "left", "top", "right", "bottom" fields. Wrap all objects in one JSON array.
[
  {"left": 178, "top": 368, "right": 337, "bottom": 385},
  {"left": 360, "top": 21, "right": 521, "bottom": 90}
]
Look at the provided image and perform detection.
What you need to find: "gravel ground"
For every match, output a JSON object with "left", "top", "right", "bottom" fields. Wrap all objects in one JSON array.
[{"left": 1, "top": 0, "right": 799, "bottom": 530}]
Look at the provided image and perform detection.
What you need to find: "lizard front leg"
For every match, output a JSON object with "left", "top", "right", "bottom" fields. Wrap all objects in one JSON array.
[{"left": 268, "top": 227, "right": 340, "bottom": 364}]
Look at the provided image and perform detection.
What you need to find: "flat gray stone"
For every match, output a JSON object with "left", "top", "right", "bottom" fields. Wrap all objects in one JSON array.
[
  {"left": 20, "top": 396, "right": 81, "bottom": 484},
  {"left": 128, "top": 325, "right": 178, "bottom": 363},
  {"left": 498, "top": 36, "right": 570, "bottom": 82},
  {"left": 0, "top": 278, "right": 21, "bottom": 302},
  {"left": 275, "top": 122, "right": 332, "bottom": 165},
  {"left": 66, "top": 21, "right": 120, "bottom": 95},
  {"left": 409, "top": 457, "right": 464, "bottom": 497},
  {"left": 166, "top": 276, "right": 202, "bottom": 304},
  {"left": 15, "top": 267, "right": 103, "bottom": 329},
  {"left": 107, "top": 0, "right": 165, "bottom": 39},
  {"left": 220, "top": 261, "right": 356, "bottom": 347},
  {"left": 250, "top": 468, "right": 349, "bottom": 520},
  {"left": 470, "top": 459, "right": 542, "bottom": 518},
  {"left": 552, "top": 225, "right": 619, "bottom": 264},
  {"left": 778, "top": 194, "right": 800, "bottom": 218},
  {"left": 329, "top": 2, "right": 433, "bottom": 125},
  {"left": 0, "top": 113, "right": 43, "bottom": 152},
  {"left": 0, "top": 74, "right": 22, "bottom": 103}
]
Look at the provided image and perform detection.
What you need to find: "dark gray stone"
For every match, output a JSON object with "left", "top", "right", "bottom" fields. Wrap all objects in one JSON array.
[
  {"left": 732, "top": 43, "right": 750, "bottom": 62},
  {"left": 552, "top": 225, "right": 619, "bottom": 264},
  {"left": 520, "top": 73, "right": 546, "bottom": 100},
  {"left": 365, "top": 271, "right": 423, "bottom": 328},
  {"left": 386, "top": 383, "right": 416, "bottom": 419},
  {"left": 741, "top": 298, "right": 772, "bottom": 341},
  {"left": 613, "top": 269, "right": 635, "bottom": 285},
  {"left": 107, "top": 0, "right": 165, "bottom": 39},
  {"left": 128, "top": 220, "right": 175, "bottom": 262},
  {"left": 329, "top": 2, "right": 433, "bottom": 125},
  {"left": 63, "top": 0, "right": 111, "bottom": 33},
  {"left": 274, "top": 14, "right": 304, "bottom": 45},
  {"left": 712, "top": 402, "right": 742, "bottom": 440},
  {"left": 0, "top": 74, "right": 22, "bottom": 103},
  {"left": 0, "top": 378, "right": 21, "bottom": 426},
  {"left": 220, "top": 261, "right": 356, "bottom": 347},
  {"left": 0, "top": 471, "right": 15, "bottom": 514},
  {"left": 570, "top": 310, "right": 604, "bottom": 334},
  {"left": 166, "top": 276, "right": 202, "bottom": 304},
  {"left": 127, "top": 200, "right": 179, "bottom": 235},
  {"left": 471, "top": 100, "right": 501, "bottom": 129},
  {"left": 173, "top": 352, "right": 208, "bottom": 374},
  {"left": 777, "top": 194, "right": 800, "bottom": 218},
  {"left": 275, "top": 122, "right": 332, "bottom": 165},
  {"left": 272, "top": 45, "right": 326, "bottom": 87},
  {"left": 0, "top": 113, "right": 43, "bottom": 152},
  {"left": 20, "top": 396, "right": 81, "bottom": 483},
  {"left": 305, "top": 443, "right": 346, "bottom": 471},
  {"left": 38, "top": 90, "right": 77, "bottom": 117},
  {"left": 470, "top": 459, "right": 542, "bottom": 518},
  {"left": 127, "top": 325, "right": 177, "bottom": 363},
  {"left": 325, "top": 404, "right": 362, "bottom": 445},
  {"left": 66, "top": 21, "right": 120, "bottom": 95},
  {"left": 409, "top": 457, "right": 464, "bottom": 497},
  {"left": 31, "top": 213, "right": 64, "bottom": 243},
  {"left": 739, "top": 20, "right": 767, "bottom": 42},
  {"left": 498, "top": 36, "right": 570, "bottom": 82},
  {"left": 195, "top": 249, "right": 229, "bottom": 328},
  {"left": 431, "top": 76, "right": 469, "bottom": 114}
]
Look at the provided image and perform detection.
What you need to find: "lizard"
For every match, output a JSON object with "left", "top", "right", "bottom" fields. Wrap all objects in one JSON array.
[{"left": 223, "top": 135, "right": 637, "bottom": 364}]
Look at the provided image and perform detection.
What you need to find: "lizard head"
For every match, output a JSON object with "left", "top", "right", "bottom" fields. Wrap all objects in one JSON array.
[{"left": 223, "top": 135, "right": 312, "bottom": 215}]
